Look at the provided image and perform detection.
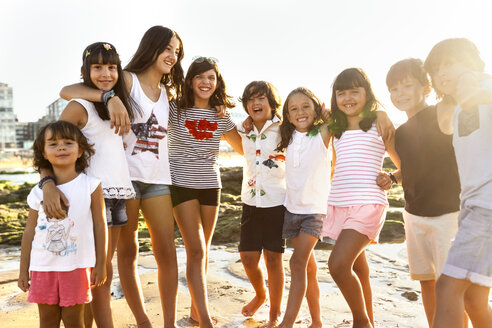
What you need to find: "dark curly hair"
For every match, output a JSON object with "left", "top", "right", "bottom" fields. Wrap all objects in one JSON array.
[
  {"left": 33, "top": 121, "right": 94, "bottom": 173},
  {"left": 178, "top": 58, "right": 235, "bottom": 109},
  {"left": 239, "top": 80, "right": 282, "bottom": 119}
]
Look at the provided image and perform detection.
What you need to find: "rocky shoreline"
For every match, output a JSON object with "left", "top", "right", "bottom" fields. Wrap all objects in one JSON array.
[{"left": 0, "top": 165, "right": 406, "bottom": 248}]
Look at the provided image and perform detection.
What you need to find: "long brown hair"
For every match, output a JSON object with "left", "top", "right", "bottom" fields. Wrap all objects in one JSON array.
[
  {"left": 125, "top": 26, "right": 185, "bottom": 101},
  {"left": 81, "top": 42, "right": 136, "bottom": 121},
  {"left": 277, "top": 87, "right": 323, "bottom": 152},
  {"left": 329, "top": 68, "right": 378, "bottom": 139}
]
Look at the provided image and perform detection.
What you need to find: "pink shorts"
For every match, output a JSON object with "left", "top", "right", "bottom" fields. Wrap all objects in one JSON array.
[
  {"left": 27, "top": 268, "right": 92, "bottom": 307},
  {"left": 322, "top": 204, "right": 387, "bottom": 242}
]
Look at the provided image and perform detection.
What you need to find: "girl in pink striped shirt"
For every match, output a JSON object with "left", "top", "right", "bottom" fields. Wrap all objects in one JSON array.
[{"left": 322, "top": 68, "right": 400, "bottom": 328}]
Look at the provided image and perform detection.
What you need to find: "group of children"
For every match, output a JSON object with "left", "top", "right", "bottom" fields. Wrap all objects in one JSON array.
[{"left": 17, "top": 25, "right": 491, "bottom": 328}]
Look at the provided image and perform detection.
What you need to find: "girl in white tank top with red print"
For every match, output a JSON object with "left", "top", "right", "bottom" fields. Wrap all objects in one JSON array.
[{"left": 323, "top": 68, "right": 401, "bottom": 328}]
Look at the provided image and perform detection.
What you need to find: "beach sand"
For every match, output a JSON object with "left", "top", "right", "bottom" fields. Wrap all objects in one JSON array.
[{"left": 0, "top": 243, "right": 436, "bottom": 328}]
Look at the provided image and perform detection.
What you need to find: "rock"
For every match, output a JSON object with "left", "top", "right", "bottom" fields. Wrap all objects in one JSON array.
[{"left": 401, "top": 291, "right": 419, "bottom": 301}]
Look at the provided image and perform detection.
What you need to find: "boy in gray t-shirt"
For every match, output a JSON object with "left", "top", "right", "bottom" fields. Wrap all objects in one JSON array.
[{"left": 425, "top": 38, "right": 492, "bottom": 328}]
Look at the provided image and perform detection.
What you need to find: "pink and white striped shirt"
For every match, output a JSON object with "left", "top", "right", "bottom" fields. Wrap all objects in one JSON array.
[{"left": 328, "top": 124, "right": 388, "bottom": 206}]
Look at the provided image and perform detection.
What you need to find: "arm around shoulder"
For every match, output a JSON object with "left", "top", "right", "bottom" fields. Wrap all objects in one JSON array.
[
  {"left": 60, "top": 83, "right": 101, "bottom": 102},
  {"left": 223, "top": 127, "right": 244, "bottom": 155}
]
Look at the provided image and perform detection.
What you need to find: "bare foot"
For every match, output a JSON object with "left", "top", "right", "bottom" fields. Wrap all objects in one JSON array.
[
  {"left": 137, "top": 319, "right": 152, "bottom": 328},
  {"left": 241, "top": 295, "right": 267, "bottom": 317},
  {"left": 308, "top": 322, "right": 322, "bottom": 328},
  {"left": 265, "top": 318, "right": 280, "bottom": 328}
]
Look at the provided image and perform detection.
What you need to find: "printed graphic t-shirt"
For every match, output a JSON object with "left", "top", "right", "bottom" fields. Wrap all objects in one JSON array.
[
  {"left": 168, "top": 102, "right": 236, "bottom": 189},
  {"left": 27, "top": 173, "right": 100, "bottom": 272}
]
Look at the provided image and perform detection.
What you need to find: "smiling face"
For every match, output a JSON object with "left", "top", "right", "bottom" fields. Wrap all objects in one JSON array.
[
  {"left": 286, "top": 93, "right": 316, "bottom": 132},
  {"left": 191, "top": 68, "right": 217, "bottom": 107},
  {"left": 90, "top": 61, "right": 118, "bottom": 91},
  {"left": 389, "top": 77, "right": 428, "bottom": 116},
  {"left": 153, "top": 36, "right": 180, "bottom": 75},
  {"left": 43, "top": 130, "right": 82, "bottom": 169},
  {"left": 335, "top": 87, "right": 367, "bottom": 118},
  {"left": 246, "top": 91, "right": 273, "bottom": 127}
]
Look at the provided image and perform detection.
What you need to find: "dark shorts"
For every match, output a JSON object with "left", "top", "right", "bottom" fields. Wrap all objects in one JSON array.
[
  {"left": 131, "top": 181, "right": 170, "bottom": 199},
  {"left": 169, "top": 185, "right": 221, "bottom": 207},
  {"left": 239, "top": 204, "right": 286, "bottom": 253},
  {"left": 104, "top": 198, "right": 127, "bottom": 227},
  {"left": 282, "top": 210, "right": 325, "bottom": 240}
]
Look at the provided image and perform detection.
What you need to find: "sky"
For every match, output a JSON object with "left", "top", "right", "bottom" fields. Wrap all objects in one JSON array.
[{"left": 1, "top": 0, "right": 491, "bottom": 124}]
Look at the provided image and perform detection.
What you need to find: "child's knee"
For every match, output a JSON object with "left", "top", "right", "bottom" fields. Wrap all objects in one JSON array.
[{"left": 241, "top": 253, "right": 260, "bottom": 268}]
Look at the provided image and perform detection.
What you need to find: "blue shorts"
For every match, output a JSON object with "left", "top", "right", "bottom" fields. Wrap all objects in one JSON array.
[
  {"left": 104, "top": 198, "right": 127, "bottom": 227},
  {"left": 131, "top": 181, "right": 171, "bottom": 199},
  {"left": 282, "top": 210, "right": 325, "bottom": 240}
]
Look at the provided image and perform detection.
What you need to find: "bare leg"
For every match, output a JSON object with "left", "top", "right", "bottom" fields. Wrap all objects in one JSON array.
[
  {"left": 240, "top": 251, "right": 268, "bottom": 316},
  {"left": 419, "top": 279, "right": 436, "bottom": 327},
  {"left": 38, "top": 304, "right": 62, "bottom": 328},
  {"left": 117, "top": 198, "right": 151, "bottom": 327},
  {"left": 353, "top": 251, "right": 373, "bottom": 327},
  {"left": 433, "top": 275, "right": 489, "bottom": 328},
  {"left": 141, "top": 195, "right": 178, "bottom": 328},
  {"left": 264, "top": 250, "right": 284, "bottom": 327},
  {"left": 174, "top": 200, "right": 215, "bottom": 328},
  {"left": 305, "top": 251, "right": 322, "bottom": 328},
  {"left": 60, "top": 304, "right": 85, "bottom": 328},
  {"left": 463, "top": 281, "right": 491, "bottom": 327},
  {"left": 90, "top": 226, "right": 121, "bottom": 328},
  {"left": 328, "top": 229, "right": 372, "bottom": 328},
  {"left": 277, "top": 232, "right": 318, "bottom": 328}
]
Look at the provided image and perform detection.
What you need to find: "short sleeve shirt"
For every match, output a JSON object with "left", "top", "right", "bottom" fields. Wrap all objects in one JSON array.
[{"left": 168, "top": 102, "right": 236, "bottom": 189}]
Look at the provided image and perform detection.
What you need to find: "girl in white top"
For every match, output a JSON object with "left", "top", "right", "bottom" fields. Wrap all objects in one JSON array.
[
  {"left": 43, "top": 42, "right": 135, "bottom": 327},
  {"left": 276, "top": 87, "right": 332, "bottom": 328},
  {"left": 323, "top": 68, "right": 400, "bottom": 328},
  {"left": 18, "top": 121, "right": 107, "bottom": 328},
  {"left": 59, "top": 26, "right": 185, "bottom": 328}
]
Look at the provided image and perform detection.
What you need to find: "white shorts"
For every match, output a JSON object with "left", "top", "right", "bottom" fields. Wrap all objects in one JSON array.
[
  {"left": 442, "top": 206, "right": 492, "bottom": 287},
  {"left": 403, "top": 210, "right": 459, "bottom": 281}
]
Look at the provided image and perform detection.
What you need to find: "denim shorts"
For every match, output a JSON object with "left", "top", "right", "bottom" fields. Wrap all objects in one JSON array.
[
  {"left": 104, "top": 198, "right": 128, "bottom": 227},
  {"left": 282, "top": 210, "right": 325, "bottom": 240},
  {"left": 131, "top": 181, "right": 171, "bottom": 199}
]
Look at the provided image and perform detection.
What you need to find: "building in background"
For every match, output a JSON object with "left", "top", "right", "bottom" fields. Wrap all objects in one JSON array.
[
  {"left": 0, "top": 83, "right": 17, "bottom": 150},
  {"left": 47, "top": 98, "right": 68, "bottom": 121}
]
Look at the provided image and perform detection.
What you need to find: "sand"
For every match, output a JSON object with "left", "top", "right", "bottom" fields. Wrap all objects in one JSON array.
[{"left": 0, "top": 243, "right": 437, "bottom": 328}]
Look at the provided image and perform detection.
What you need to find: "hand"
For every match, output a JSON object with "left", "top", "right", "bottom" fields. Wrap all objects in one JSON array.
[
  {"left": 18, "top": 271, "right": 30, "bottom": 292},
  {"left": 42, "top": 181, "right": 69, "bottom": 219},
  {"left": 456, "top": 72, "right": 482, "bottom": 110},
  {"left": 241, "top": 116, "right": 254, "bottom": 133},
  {"left": 376, "top": 111, "right": 395, "bottom": 141},
  {"left": 376, "top": 172, "right": 393, "bottom": 190},
  {"left": 215, "top": 105, "right": 227, "bottom": 118},
  {"left": 321, "top": 103, "right": 331, "bottom": 122},
  {"left": 90, "top": 265, "right": 107, "bottom": 288},
  {"left": 107, "top": 96, "right": 130, "bottom": 135}
]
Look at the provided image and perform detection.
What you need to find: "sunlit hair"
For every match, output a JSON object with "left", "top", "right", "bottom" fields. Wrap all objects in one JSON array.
[
  {"left": 33, "top": 121, "right": 94, "bottom": 173},
  {"left": 125, "top": 26, "right": 185, "bottom": 101},
  {"left": 178, "top": 59, "right": 235, "bottom": 109},
  {"left": 277, "top": 87, "right": 323, "bottom": 152},
  {"left": 239, "top": 81, "right": 282, "bottom": 119},
  {"left": 329, "top": 68, "right": 379, "bottom": 139},
  {"left": 386, "top": 58, "right": 430, "bottom": 90},
  {"left": 424, "top": 38, "right": 485, "bottom": 99},
  {"left": 81, "top": 42, "right": 136, "bottom": 121}
]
